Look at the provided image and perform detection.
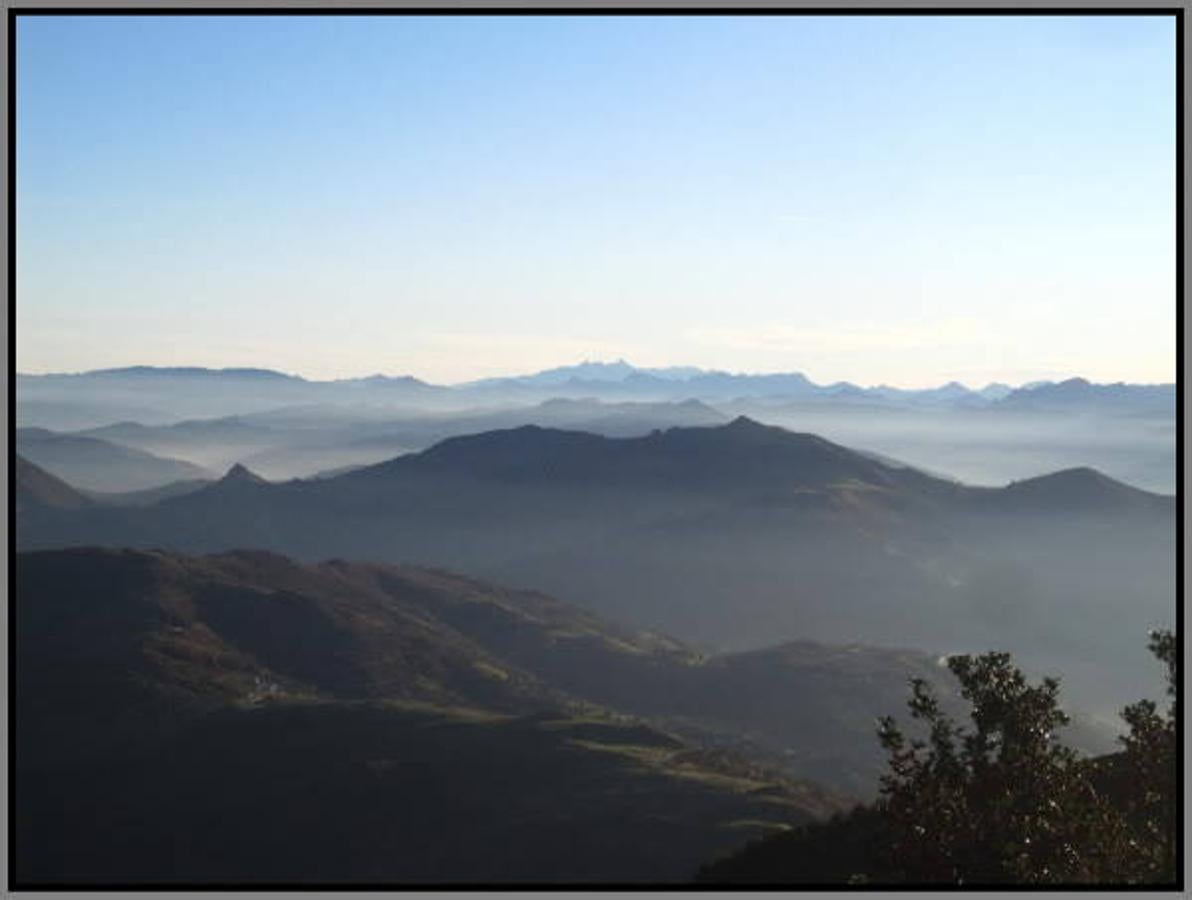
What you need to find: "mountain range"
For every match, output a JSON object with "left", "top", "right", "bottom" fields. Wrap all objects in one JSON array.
[
  {"left": 18, "top": 362, "right": 1175, "bottom": 493},
  {"left": 17, "top": 416, "right": 1175, "bottom": 726},
  {"left": 18, "top": 361, "right": 1175, "bottom": 418}
]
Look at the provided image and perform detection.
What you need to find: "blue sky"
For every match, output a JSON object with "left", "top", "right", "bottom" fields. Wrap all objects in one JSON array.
[{"left": 16, "top": 14, "right": 1176, "bottom": 386}]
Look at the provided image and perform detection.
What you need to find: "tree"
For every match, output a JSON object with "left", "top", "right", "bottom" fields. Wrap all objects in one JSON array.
[
  {"left": 697, "top": 632, "right": 1178, "bottom": 886},
  {"left": 875, "top": 650, "right": 1148, "bottom": 884},
  {"left": 696, "top": 634, "right": 1172, "bottom": 886},
  {"left": 1113, "top": 629, "right": 1177, "bottom": 883}
]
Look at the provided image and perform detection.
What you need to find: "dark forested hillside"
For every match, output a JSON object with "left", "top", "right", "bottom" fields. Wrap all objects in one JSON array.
[
  {"left": 14, "top": 548, "right": 990, "bottom": 800},
  {"left": 21, "top": 547, "right": 912, "bottom": 885}
]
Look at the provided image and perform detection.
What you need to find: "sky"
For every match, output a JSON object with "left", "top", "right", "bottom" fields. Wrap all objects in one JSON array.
[{"left": 16, "top": 14, "right": 1177, "bottom": 387}]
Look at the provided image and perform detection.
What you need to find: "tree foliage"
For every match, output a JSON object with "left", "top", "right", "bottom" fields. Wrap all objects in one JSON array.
[
  {"left": 874, "top": 632, "right": 1177, "bottom": 885},
  {"left": 1114, "top": 629, "right": 1177, "bottom": 882}
]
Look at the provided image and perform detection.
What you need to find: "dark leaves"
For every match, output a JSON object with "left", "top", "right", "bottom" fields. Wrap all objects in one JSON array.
[{"left": 871, "top": 634, "right": 1175, "bottom": 885}]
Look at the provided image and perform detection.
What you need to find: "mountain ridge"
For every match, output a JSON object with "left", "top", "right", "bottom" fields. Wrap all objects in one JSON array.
[
  {"left": 16, "top": 418, "right": 1174, "bottom": 730},
  {"left": 332, "top": 417, "right": 1168, "bottom": 503},
  {"left": 17, "top": 362, "right": 1174, "bottom": 396}
]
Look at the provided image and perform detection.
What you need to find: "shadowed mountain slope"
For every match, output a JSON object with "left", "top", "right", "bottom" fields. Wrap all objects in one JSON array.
[
  {"left": 17, "top": 547, "right": 872, "bottom": 885},
  {"left": 13, "top": 547, "right": 966, "bottom": 790}
]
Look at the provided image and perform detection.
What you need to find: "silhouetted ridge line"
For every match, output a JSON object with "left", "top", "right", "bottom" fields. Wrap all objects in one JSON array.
[{"left": 339, "top": 418, "right": 906, "bottom": 492}]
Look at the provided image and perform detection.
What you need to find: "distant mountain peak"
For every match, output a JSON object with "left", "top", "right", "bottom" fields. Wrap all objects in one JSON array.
[
  {"left": 1049, "top": 465, "right": 1099, "bottom": 477},
  {"left": 993, "top": 465, "right": 1172, "bottom": 513},
  {"left": 1008, "top": 466, "right": 1114, "bottom": 491},
  {"left": 220, "top": 463, "right": 268, "bottom": 485},
  {"left": 705, "top": 412, "right": 820, "bottom": 445},
  {"left": 725, "top": 414, "right": 765, "bottom": 429},
  {"left": 995, "top": 377, "right": 1173, "bottom": 413},
  {"left": 977, "top": 382, "right": 1014, "bottom": 400}
]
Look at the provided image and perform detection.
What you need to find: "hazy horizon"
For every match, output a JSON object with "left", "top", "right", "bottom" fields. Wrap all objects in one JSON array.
[
  {"left": 17, "top": 15, "right": 1176, "bottom": 386},
  {"left": 12, "top": 356, "right": 1179, "bottom": 390}
]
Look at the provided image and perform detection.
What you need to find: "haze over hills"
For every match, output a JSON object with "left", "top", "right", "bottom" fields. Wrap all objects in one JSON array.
[
  {"left": 18, "top": 361, "right": 1176, "bottom": 410},
  {"left": 15, "top": 427, "right": 214, "bottom": 492},
  {"left": 17, "top": 417, "right": 1174, "bottom": 726},
  {"left": 80, "top": 478, "right": 216, "bottom": 507},
  {"left": 18, "top": 362, "right": 1175, "bottom": 491},
  {"left": 66, "top": 397, "right": 729, "bottom": 481},
  {"left": 15, "top": 455, "right": 95, "bottom": 512}
]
